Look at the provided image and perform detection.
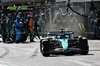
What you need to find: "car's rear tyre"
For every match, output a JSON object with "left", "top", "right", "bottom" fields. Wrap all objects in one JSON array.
[
  {"left": 40, "top": 40, "right": 50, "bottom": 57},
  {"left": 79, "top": 37, "right": 89, "bottom": 55},
  {"left": 80, "top": 46, "right": 89, "bottom": 55}
]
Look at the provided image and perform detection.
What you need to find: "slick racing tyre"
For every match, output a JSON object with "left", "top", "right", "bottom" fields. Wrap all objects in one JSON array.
[
  {"left": 40, "top": 39, "right": 43, "bottom": 53},
  {"left": 40, "top": 40, "right": 50, "bottom": 57},
  {"left": 79, "top": 37, "right": 89, "bottom": 55}
]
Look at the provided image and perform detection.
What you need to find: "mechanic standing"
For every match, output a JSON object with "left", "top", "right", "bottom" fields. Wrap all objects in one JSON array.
[
  {"left": 25, "top": 15, "right": 33, "bottom": 42},
  {"left": 6, "top": 14, "right": 13, "bottom": 42},
  {"left": 92, "top": 12, "right": 99, "bottom": 39},
  {"left": 15, "top": 15, "right": 21, "bottom": 43},
  {"left": 53, "top": 13, "right": 64, "bottom": 30},
  {"left": 32, "top": 15, "right": 40, "bottom": 42},
  {"left": 1, "top": 14, "right": 7, "bottom": 42},
  {"left": 39, "top": 13, "right": 47, "bottom": 37},
  {"left": 90, "top": 3, "right": 99, "bottom": 39}
]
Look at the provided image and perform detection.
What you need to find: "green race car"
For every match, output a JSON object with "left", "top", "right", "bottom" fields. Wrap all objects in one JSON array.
[{"left": 40, "top": 29, "right": 89, "bottom": 57}]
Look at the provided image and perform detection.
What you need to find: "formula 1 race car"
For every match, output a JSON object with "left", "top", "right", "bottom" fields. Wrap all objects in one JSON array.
[{"left": 40, "top": 29, "right": 89, "bottom": 57}]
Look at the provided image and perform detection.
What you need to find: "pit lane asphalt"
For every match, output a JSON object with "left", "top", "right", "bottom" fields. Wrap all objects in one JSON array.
[{"left": 0, "top": 38, "right": 100, "bottom": 66}]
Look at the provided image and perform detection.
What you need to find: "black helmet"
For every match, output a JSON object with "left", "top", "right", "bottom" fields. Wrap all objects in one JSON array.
[
  {"left": 8, "top": 14, "right": 12, "bottom": 18},
  {"left": 1, "top": 14, "right": 5, "bottom": 19},
  {"left": 18, "top": 12, "right": 22, "bottom": 15},
  {"left": 27, "top": 15, "right": 33, "bottom": 19},
  {"left": 1, "top": 14, "right": 5, "bottom": 17},
  {"left": 34, "top": 15, "right": 39, "bottom": 19},
  {"left": 20, "top": 17, "right": 24, "bottom": 22}
]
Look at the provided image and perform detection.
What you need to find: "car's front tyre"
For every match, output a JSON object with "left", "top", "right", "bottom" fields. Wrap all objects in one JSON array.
[
  {"left": 40, "top": 40, "right": 50, "bottom": 57},
  {"left": 79, "top": 37, "right": 89, "bottom": 55}
]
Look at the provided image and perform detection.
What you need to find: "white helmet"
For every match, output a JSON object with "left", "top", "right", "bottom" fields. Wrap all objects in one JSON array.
[
  {"left": 41, "top": 13, "right": 45, "bottom": 16},
  {"left": 56, "top": 13, "right": 60, "bottom": 16}
]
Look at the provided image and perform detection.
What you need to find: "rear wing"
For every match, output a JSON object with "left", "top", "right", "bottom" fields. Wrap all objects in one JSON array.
[
  {"left": 65, "top": 31, "right": 74, "bottom": 35},
  {"left": 48, "top": 32, "right": 60, "bottom": 36},
  {"left": 48, "top": 31, "right": 74, "bottom": 36}
]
